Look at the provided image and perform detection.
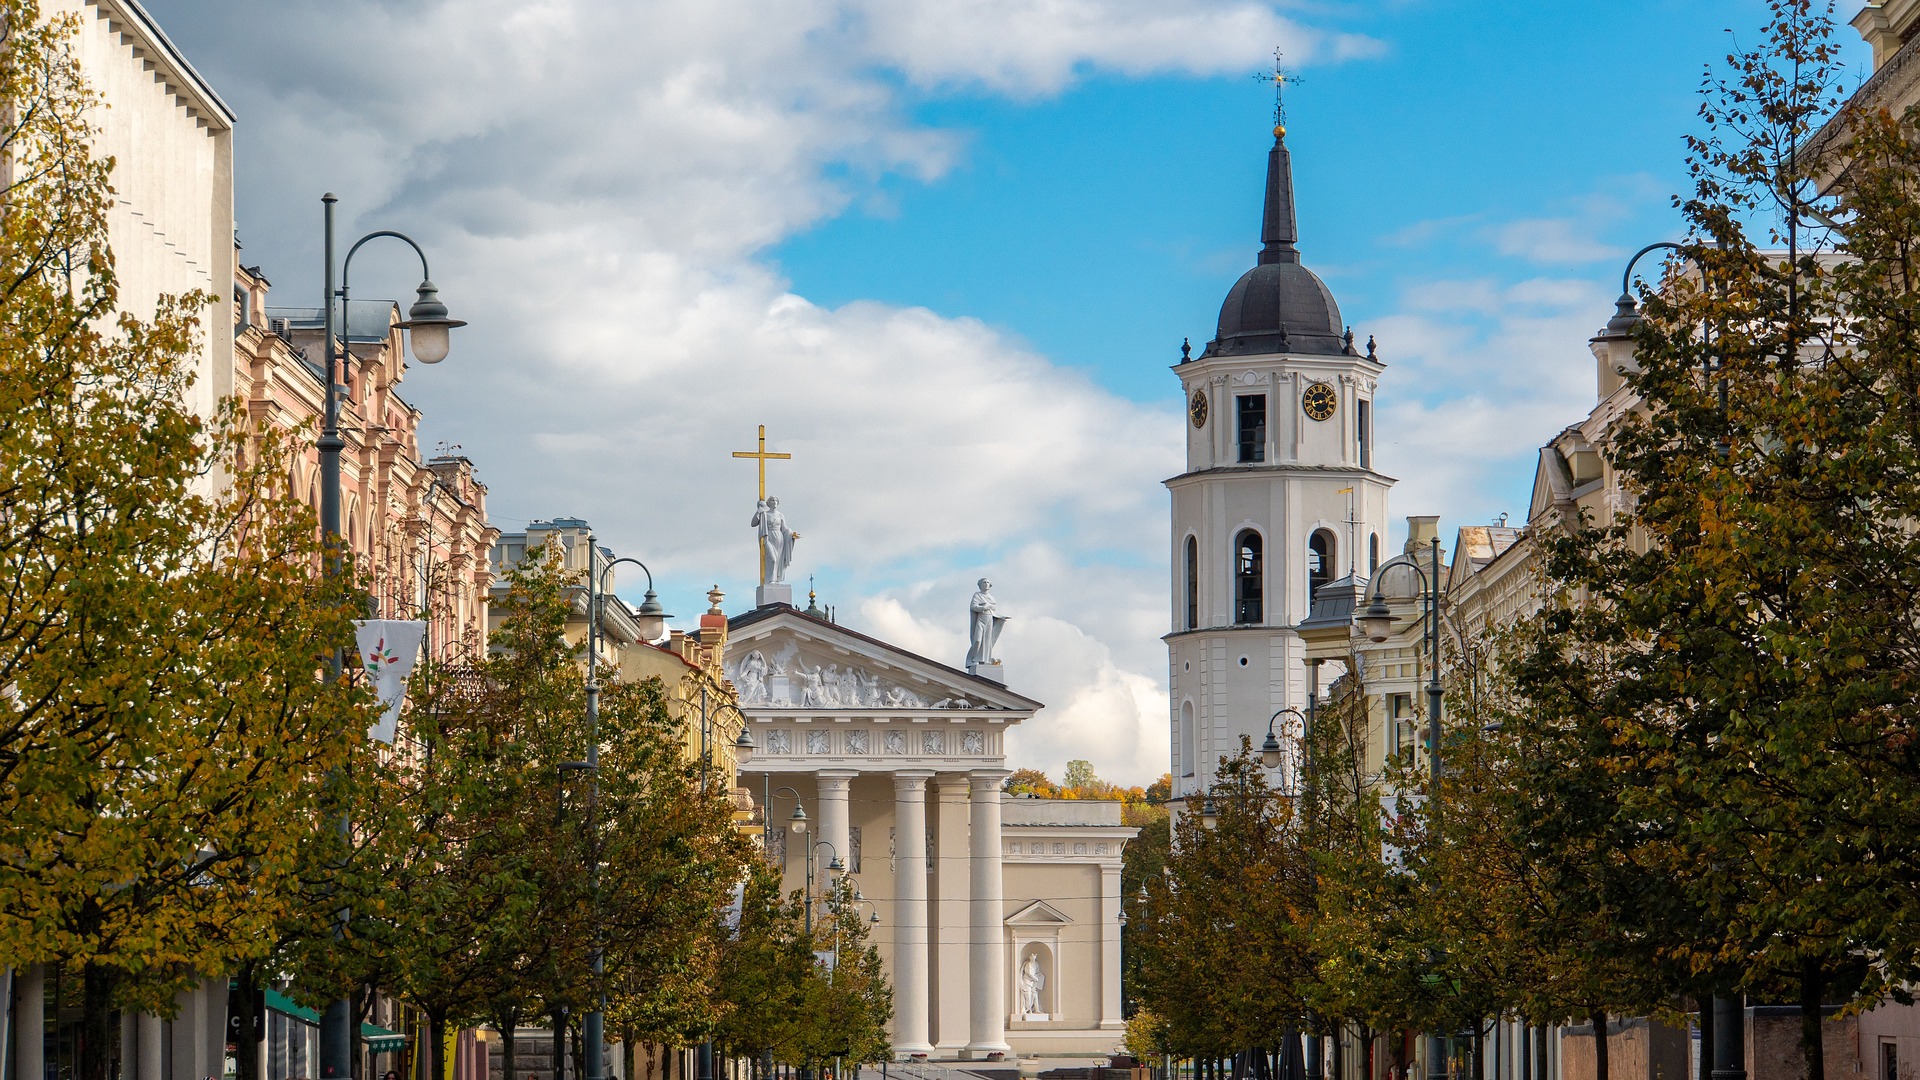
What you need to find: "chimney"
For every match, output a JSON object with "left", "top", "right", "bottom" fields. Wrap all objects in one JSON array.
[{"left": 1404, "top": 515, "right": 1440, "bottom": 555}]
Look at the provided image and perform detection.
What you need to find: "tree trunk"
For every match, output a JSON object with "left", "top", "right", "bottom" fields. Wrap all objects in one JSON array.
[
  {"left": 1591, "top": 1011, "right": 1608, "bottom": 1080},
  {"left": 1800, "top": 963, "right": 1826, "bottom": 1080},
  {"left": 1532, "top": 1027, "right": 1545, "bottom": 1080},
  {"left": 78, "top": 963, "right": 114, "bottom": 1080},
  {"left": 1472, "top": 1023, "right": 1484, "bottom": 1080},
  {"left": 236, "top": 963, "right": 263, "bottom": 1080},
  {"left": 1520, "top": 1026, "right": 1530, "bottom": 1080},
  {"left": 552, "top": 1012, "right": 568, "bottom": 1080},
  {"left": 1697, "top": 997, "right": 1713, "bottom": 1080},
  {"left": 430, "top": 1011, "right": 451, "bottom": 1080},
  {"left": 497, "top": 1009, "right": 519, "bottom": 1080}
]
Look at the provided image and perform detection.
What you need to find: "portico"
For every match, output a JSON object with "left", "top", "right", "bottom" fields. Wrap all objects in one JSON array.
[{"left": 723, "top": 600, "right": 1133, "bottom": 1060}]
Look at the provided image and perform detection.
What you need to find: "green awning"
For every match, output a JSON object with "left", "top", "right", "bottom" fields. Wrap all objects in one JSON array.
[
  {"left": 361, "top": 1024, "right": 408, "bottom": 1054},
  {"left": 262, "top": 989, "right": 407, "bottom": 1052},
  {"left": 264, "top": 988, "right": 320, "bottom": 1024}
]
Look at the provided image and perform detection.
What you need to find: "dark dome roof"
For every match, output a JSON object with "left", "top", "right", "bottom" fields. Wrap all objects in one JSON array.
[{"left": 1201, "top": 132, "right": 1352, "bottom": 359}]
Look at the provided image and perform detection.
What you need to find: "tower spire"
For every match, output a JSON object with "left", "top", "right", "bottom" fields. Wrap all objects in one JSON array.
[{"left": 1256, "top": 49, "right": 1303, "bottom": 266}]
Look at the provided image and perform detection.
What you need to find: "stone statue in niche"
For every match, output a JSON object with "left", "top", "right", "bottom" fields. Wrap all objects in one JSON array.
[
  {"left": 1019, "top": 951, "right": 1046, "bottom": 1017},
  {"left": 764, "top": 730, "right": 790, "bottom": 755},
  {"left": 806, "top": 730, "right": 830, "bottom": 754},
  {"left": 849, "top": 825, "right": 862, "bottom": 872},
  {"left": 961, "top": 731, "right": 985, "bottom": 754},
  {"left": 846, "top": 730, "right": 870, "bottom": 755},
  {"left": 966, "top": 578, "right": 1008, "bottom": 675},
  {"left": 884, "top": 731, "right": 908, "bottom": 755},
  {"left": 751, "top": 496, "right": 798, "bottom": 584}
]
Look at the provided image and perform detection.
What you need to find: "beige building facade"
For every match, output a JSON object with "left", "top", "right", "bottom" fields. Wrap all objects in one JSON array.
[{"left": 724, "top": 601, "right": 1134, "bottom": 1060}]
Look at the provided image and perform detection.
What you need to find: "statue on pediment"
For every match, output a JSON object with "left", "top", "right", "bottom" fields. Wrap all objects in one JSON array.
[{"left": 967, "top": 578, "right": 1008, "bottom": 675}]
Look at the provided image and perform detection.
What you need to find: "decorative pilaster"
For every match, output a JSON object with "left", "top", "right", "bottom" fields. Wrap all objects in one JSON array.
[
  {"left": 138, "top": 1012, "right": 163, "bottom": 1080},
  {"left": 15, "top": 965, "right": 44, "bottom": 1080},
  {"left": 933, "top": 773, "right": 972, "bottom": 1051},
  {"left": 967, "top": 769, "right": 1010, "bottom": 1057},
  {"left": 892, "top": 772, "right": 935, "bottom": 1055},
  {"left": 1100, "top": 865, "right": 1125, "bottom": 1028}
]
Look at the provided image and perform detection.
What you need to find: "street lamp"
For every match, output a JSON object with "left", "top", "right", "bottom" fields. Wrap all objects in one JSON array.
[
  {"left": 317, "top": 195, "right": 462, "bottom": 1080},
  {"left": 1260, "top": 707, "right": 1306, "bottom": 772},
  {"left": 1356, "top": 538, "right": 1446, "bottom": 1080},
  {"left": 766, "top": 787, "right": 844, "bottom": 934}
]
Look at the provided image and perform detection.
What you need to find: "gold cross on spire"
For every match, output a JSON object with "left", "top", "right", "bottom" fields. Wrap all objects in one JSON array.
[
  {"left": 731, "top": 423, "right": 792, "bottom": 501},
  {"left": 1252, "top": 47, "right": 1304, "bottom": 137}
]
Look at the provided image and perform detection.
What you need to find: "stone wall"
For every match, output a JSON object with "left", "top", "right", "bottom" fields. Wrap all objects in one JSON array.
[
  {"left": 1748, "top": 1008, "right": 1864, "bottom": 1080},
  {"left": 1559, "top": 1016, "right": 1690, "bottom": 1080}
]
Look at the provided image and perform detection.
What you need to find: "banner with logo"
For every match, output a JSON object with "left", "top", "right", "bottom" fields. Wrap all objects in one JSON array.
[{"left": 354, "top": 620, "right": 427, "bottom": 744}]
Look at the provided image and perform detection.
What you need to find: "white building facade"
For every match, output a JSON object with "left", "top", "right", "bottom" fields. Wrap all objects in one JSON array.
[
  {"left": 725, "top": 603, "right": 1133, "bottom": 1060},
  {"left": 1165, "top": 127, "right": 1394, "bottom": 802}
]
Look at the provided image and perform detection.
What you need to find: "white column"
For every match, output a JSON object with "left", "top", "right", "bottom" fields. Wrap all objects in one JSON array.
[
  {"left": 933, "top": 773, "right": 972, "bottom": 1052},
  {"left": 1099, "top": 864, "right": 1124, "bottom": 1028},
  {"left": 138, "top": 1013, "right": 164, "bottom": 1080},
  {"left": 892, "top": 771, "right": 934, "bottom": 1056},
  {"left": 817, "top": 771, "right": 856, "bottom": 888},
  {"left": 967, "top": 769, "right": 1010, "bottom": 1057},
  {"left": 15, "top": 964, "right": 44, "bottom": 1080}
]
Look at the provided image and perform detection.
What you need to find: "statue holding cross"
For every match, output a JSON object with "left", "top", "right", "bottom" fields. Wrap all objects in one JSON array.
[{"left": 732, "top": 424, "right": 797, "bottom": 588}]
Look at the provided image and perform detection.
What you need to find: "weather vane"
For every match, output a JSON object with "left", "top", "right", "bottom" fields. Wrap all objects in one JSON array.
[{"left": 1251, "top": 47, "right": 1304, "bottom": 137}]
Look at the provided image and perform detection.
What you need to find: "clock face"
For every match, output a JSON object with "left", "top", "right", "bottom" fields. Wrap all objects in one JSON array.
[
  {"left": 1302, "top": 381, "right": 1337, "bottom": 422},
  {"left": 1189, "top": 389, "right": 1209, "bottom": 428}
]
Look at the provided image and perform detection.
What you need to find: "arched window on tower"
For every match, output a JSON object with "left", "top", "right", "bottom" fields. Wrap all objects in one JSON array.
[
  {"left": 1184, "top": 536, "right": 1199, "bottom": 630},
  {"left": 1308, "top": 529, "right": 1336, "bottom": 600},
  {"left": 1233, "top": 530, "right": 1263, "bottom": 625},
  {"left": 1369, "top": 533, "right": 1381, "bottom": 574},
  {"left": 1180, "top": 701, "right": 1197, "bottom": 778}
]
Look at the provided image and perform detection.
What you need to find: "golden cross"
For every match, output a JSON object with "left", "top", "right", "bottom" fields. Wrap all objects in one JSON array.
[{"left": 731, "top": 424, "right": 792, "bottom": 501}]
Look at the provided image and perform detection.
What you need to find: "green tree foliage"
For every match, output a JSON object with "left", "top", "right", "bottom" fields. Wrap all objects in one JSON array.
[
  {"left": 0, "top": 7, "right": 370, "bottom": 1080},
  {"left": 1132, "top": 745, "right": 1312, "bottom": 1056}
]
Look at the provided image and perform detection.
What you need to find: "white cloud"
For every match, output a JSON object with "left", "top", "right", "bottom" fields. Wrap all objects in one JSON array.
[{"left": 150, "top": 0, "right": 1380, "bottom": 787}]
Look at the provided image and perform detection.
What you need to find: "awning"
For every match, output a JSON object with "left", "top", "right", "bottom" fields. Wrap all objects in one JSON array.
[
  {"left": 262, "top": 989, "right": 409, "bottom": 1052},
  {"left": 361, "top": 1024, "right": 408, "bottom": 1054}
]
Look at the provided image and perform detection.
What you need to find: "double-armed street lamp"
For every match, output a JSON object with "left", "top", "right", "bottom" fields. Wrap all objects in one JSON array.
[
  {"left": 766, "top": 786, "right": 847, "bottom": 935},
  {"left": 316, "top": 195, "right": 464, "bottom": 1080}
]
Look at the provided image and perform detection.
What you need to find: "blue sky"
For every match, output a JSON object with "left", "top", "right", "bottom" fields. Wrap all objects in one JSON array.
[{"left": 149, "top": 0, "right": 1874, "bottom": 783}]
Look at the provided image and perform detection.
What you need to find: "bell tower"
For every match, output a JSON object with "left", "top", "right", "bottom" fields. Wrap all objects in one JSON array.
[{"left": 1165, "top": 122, "right": 1394, "bottom": 803}]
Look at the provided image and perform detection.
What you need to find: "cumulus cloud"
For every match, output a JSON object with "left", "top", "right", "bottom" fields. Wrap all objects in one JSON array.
[{"left": 143, "top": 0, "right": 1387, "bottom": 785}]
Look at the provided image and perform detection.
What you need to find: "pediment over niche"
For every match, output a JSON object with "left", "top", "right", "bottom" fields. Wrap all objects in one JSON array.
[
  {"left": 1006, "top": 899, "right": 1073, "bottom": 925},
  {"left": 721, "top": 606, "right": 1040, "bottom": 714}
]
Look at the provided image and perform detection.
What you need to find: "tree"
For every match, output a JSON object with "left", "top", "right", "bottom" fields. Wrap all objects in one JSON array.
[{"left": 0, "top": 7, "right": 370, "bottom": 1080}]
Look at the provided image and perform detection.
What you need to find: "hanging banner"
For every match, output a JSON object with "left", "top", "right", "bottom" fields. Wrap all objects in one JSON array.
[{"left": 354, "top": 620, "right": 427, "bottom": 744}]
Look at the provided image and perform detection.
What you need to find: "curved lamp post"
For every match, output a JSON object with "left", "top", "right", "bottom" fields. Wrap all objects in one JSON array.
[{"left": 317, "top": 196, "right": 463, "bottom": 1080}]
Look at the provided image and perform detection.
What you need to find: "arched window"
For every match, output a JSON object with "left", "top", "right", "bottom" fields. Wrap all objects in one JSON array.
[
  {"left": 1180, "top": 701, "right": 1197, "bottom": 778},
  {"left": 1369, "top": 533, "right": 1381, "bottom": 574},
  {"left": 1184, "top": 536, "right": 1199, "bottom": 630},
  {"left": 1233, "top": 530, "right": 1263, "bottom": 625},
  {"left": 1308, "top": 529, "right": 1335, "bottom": 599}
]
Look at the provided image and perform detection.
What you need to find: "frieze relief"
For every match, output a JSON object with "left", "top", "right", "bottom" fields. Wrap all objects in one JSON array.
[
  {"left": 753, "top": 724, "right": 989, "bottom": 758},
  {"left": 724, "top": 642, "right": 990, "bottom": 710}
]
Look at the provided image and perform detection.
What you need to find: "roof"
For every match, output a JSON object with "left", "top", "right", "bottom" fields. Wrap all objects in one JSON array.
[
  {"left": 723, "top": 602, "right": 1044, "bottom": 710},
  {"left": 1201, "top": 132, "right": 1350, "bottom": 359},
  {"left": 267, "top": 300, "right": 401, "bottom": 344},
  {"left": 103, "top": 0, "right": 236, "bottom": 126}
]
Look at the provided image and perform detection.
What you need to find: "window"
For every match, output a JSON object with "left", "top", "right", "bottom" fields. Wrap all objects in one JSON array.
[
  {"left": 1390, "top": 694, "right": 1413, "bottom": 754},
  {"left": 1369, "top": 533, "right": 1380, "bottom": 574},
  {"left": 1184, "top": 536, "right": 1199, "bottom": 630},
  {"left": 1236, "top": 394, "right": 1267, "bottom": 463},
  {"left": 1180, "top": 701, "right": 1197, "bottom": 777},
  {"left": 1233, "top": 530, "right": 1263, "bottom": 624},
  {"left": 1357, "top": 398, "right": 1372, "bottom": 468},
  {"left": 1883, "top": 1043, "right": 1898, "bottom": 1080},
  {"left": 1308, "top": 529, "right": 1336, "bottom": 599}
]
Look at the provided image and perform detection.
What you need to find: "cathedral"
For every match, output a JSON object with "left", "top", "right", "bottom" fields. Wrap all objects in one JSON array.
[
  {"left": 1165, "top": 121, "right": 1394, "bottom": 805},
  {"left": 724, "top": 584, "right": 1134, "bottom": 1059}
]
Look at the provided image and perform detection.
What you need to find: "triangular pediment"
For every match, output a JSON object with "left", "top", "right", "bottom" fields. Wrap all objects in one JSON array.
[
  {"left": 722, "top": 604, "right": 1041, "bottom": 715},
  {"left": 1005, "top": 899, "right": 1073, "bottom": 925}
]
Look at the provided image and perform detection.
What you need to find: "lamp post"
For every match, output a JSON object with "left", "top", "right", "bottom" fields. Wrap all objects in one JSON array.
[
  {"left": 317, "top": 194, "right": 463, "bottom": 1080},
  {"left": 764, "top": 787, "right": 845, "bottom": 934},
  {"left": 686, "top": 698, "right": 751, "bottom": 1080},
  {"left": 1255, "top": 706, "right": 1315, "bottom": 1080},
  {"left": 1357, "top": 538, "right": 1445, "bottom": 1080},
  {"left": 575, "top": 545, "right": 671, "bottom": 1080}
]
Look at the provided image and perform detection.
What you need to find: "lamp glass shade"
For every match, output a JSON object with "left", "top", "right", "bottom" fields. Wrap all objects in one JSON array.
[
  {"left": 734, "top": 728, "right": 755, "bottom": 763},
  {"left": 407, "top": 322, "right": 450, "bottom": 364},
  {"left": 635, "top": 611, "right": 667, "bottom": 643},
  {"left": 1200, "top": 799, "right": 1219, "bottom": 831},
  {"left": 1362, "top": 595, "right": 1395, "bottom": 643},
  {"left": 1259, "top": 733, "right": 1284, "bottom": 770}
]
